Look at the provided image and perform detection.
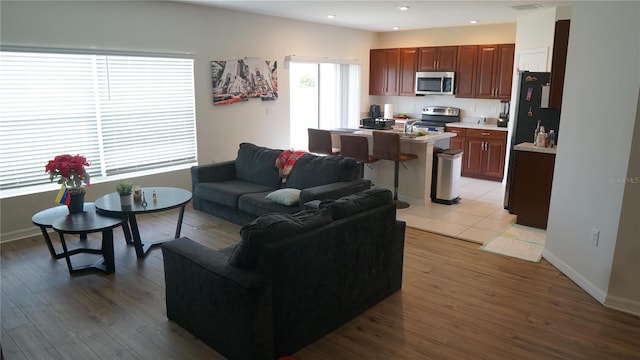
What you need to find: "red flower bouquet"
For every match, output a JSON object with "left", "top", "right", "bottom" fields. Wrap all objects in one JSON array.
[{"left": 45, "top": 154, "right": 90, "bottom": 194}]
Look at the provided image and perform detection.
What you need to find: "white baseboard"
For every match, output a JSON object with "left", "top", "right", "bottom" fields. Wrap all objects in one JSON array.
[
  {"left": 605, "top": 294, "right": 640, "bottom": 317},
  {"left": 542, "top": 248, "right": 607, "bottom": 304},
  {"left": 1, "top": 227, "right": 42, "bottom": 243}
]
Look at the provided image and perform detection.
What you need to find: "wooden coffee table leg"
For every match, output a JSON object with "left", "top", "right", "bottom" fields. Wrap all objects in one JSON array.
[
  {"left": 128, "top": 213, "right": 145, "bottom": 258},
  {"left": 39, "top": 226, "right": 62, "bottom": 259},
  {"left": 174, "top": 204, "right": 186, "bottom": 238},
  {"left": 57, "top": 232, "right": 75, "bottom": 273},
  {"left": 101, "top": 229, "right": 115, "bottom": 274},
  {"left": 121, "top": 220, "right": 133, "bottom": 244}
]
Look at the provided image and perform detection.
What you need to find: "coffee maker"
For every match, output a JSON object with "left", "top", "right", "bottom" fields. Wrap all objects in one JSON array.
[
  {"left": 369, "top": 104, "right": 381, "bottom": 119},
  {"left": 497, "top": 100, "right": 510, "bottom": 128}
]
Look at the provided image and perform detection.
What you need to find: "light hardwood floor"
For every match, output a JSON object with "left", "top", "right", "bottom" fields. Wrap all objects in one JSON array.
[{"left": 2, "top": 205, "right": 639, "bottom": 359}]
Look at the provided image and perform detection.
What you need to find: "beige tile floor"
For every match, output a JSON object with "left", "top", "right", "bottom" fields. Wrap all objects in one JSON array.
[{"left": 397, "top": 177, "right": 521, "bottom": 244}]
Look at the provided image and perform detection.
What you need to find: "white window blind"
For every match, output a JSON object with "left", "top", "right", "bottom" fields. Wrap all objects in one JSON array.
[{"left": 0, "top": 50, "right": 197, "bottom": 192}]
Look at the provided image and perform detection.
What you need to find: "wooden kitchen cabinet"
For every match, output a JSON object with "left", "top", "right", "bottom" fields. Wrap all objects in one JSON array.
[
  {"left": 455, "top": 45, "right": 478, "bottom": 98},
  {"left": 462, "top": 129, "right": 507, "bottom": 181},
  {"left": 417, "top": 46, "right": 458, "bottom": 71},
  {"left": 549, "top": 20, "right": 570, "bottom": 109},
  {"left": 476, "top": 44, "right": 515, "bottom": 100},
  {"left": 445, "top": 127, "right": 466, "bottom": 152},
  {"left": 399, "top": 48, "right": 418, "bottom": 96},
  {"left": 509, "top": 149, "right": 556, "bottom": 229},
  {"left": 369, "top": 48, "right": 400, "bottom": 95}
]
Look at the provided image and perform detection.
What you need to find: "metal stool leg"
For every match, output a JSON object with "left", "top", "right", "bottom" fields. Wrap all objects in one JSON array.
[{"left": 394, "top": 161, "right": 410, "bottom": 209}]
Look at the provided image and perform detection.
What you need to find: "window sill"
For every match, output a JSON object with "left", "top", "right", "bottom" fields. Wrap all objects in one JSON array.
[{"left": 0, "top": 163, "right": 195, "bottom": 200}]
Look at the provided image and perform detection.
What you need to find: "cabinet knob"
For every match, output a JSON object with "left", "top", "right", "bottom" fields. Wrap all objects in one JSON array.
[{"left": 481, "top": 132, "right": 491, "bottom": 136}]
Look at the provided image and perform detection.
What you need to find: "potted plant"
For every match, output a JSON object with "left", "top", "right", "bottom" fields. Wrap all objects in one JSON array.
[
  {"left": 45, "top": 154, "right": 90, "bottom": 213},
  {"left": 116, "top": 180, "right": 133, "bottom": 207}
]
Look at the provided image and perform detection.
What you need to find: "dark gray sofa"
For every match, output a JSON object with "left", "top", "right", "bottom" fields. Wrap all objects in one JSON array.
[
  {"left": 162, "top": 188, "right": 405, "bottom": 360},
  {"left": 191, "top": 142, "right": 372, "bottom": 225}
]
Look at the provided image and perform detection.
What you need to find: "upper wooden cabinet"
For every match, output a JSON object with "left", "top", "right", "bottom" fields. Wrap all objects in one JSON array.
[
  {"left": 369, "top": 43, "right": 514, "bottom": 98},
  {"left": 417, "top": 46, "right": 457, "bottom": 71},
  {"left": 454, "top": 45, "right": 478, "bottom": 98},
  {"left": 370, "top": 48, "right": 417, "bottom": 96},
  {"left": 476, "top": 44, "right": 515, "bottom": 100},
  {"left": 399, "top": 48, "right": 418, "bottom": 96},
  {"left": 549, "top": 20, "right": 570, "bottom": 109},
  {"left": 369, "top": 49, "right": 400, "bottom": 96}
]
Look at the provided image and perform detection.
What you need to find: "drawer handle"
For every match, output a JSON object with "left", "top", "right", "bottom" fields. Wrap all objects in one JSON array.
[{"left": 481, "top": 132, "right": 491, "bottom": 136}]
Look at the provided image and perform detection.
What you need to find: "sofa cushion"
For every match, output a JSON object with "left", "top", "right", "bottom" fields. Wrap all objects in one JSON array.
[
  {"left": 235, "top": 143, "right": 282, "bottom": 188},
  {"left": 238, "top": 191, "right": 301, "bottom": 217},
  {"left": 229, "top": 209, "right": 333, "bottom": 268},
  {"left": 320, "top": 188, "right": 393, "bottom": 220},
  {"left": 195, "top": 180, "right": 276, "bottom": 207},
  {"left": 265, "top": 188, "right": 301, "bottom": 206},
  {"left": 285, "top": 155, "right": 357, "bottom": 189}
]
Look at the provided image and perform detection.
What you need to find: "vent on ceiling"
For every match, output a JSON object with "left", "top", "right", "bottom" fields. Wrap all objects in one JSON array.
[{"left": 511, "top": 3, "right": 543, "bottom": 11}]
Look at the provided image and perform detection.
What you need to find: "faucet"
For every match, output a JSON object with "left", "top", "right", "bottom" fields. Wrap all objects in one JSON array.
[{"left": 404, "top": 119, "right": 419, "bottom": 133}]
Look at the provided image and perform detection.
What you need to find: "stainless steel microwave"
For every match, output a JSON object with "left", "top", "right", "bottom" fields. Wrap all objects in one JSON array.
[{"left": 415, "top": 71, "right": 455, "bottom": 95}]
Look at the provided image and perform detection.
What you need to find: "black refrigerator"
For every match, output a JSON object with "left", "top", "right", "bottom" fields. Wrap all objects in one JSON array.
[{"left": 503, "top": 71, "right": 561, "bottom": 209}]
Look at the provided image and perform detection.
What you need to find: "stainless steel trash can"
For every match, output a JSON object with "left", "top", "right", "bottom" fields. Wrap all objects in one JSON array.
[{"left": 434, "top": 149, "right": 462, "bottom": 204}]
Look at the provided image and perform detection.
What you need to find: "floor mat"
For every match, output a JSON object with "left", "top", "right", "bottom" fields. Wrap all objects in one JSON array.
[{"left": 480, "top": 224, "right": 546, "bottom": 262}]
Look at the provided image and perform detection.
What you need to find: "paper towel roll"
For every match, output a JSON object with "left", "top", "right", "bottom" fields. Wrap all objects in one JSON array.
[{"left": 384, "top": 104, "right": 393, "bottom": 119}]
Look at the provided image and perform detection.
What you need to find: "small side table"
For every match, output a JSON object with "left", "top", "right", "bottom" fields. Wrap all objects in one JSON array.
[
  {"left": 51, "top": 206, "right": 125, "bottom": 274},
  {"left": 32, "top": 203, "right": 95, "bottom": 259}
]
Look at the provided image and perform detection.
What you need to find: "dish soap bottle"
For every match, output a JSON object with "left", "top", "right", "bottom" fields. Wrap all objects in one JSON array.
[
  {"left": 548, "top": 130, "right": 556, "bottom": 148},
  {"left": 533, "top": 120, "right": 541, "bottom": 146},
  {"left": 536, "top": 126, "right": 547, "bottom": 147}
]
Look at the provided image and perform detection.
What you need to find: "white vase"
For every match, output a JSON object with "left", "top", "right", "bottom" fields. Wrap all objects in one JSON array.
[{"left": 120, "top": 194, "right": 132, "bottom": 207}]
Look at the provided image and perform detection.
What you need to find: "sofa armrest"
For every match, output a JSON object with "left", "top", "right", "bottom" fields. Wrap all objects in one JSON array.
[
  {"left": 161, "top": 238, "right": 273, "bottom": 360},
  {"left": 191, "top": 160, "right": 236, "bottom": 185},
  {"left": 298, "top": 179, "right": 371, "bottom": 206}
]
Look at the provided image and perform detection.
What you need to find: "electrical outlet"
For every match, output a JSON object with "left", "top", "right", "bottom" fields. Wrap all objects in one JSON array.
[{"left": 591, "top": 228, "right": 600, "bottom": 246}]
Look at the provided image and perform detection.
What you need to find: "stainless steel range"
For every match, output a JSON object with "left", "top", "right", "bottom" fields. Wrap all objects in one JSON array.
[{"left": 412, "top": 106, "right": 460, "bottom": 132}]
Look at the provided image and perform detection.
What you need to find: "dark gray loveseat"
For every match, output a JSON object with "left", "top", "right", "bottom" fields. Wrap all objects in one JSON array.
[
  {"left": 191, "top": 142, "right": 371, "bottom": 225},
  {"left": 162, "top": 188, "right": 405, "bottom": 360}
]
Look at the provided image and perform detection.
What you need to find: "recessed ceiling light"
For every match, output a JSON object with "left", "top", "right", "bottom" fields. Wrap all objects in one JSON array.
[
  {"left": 398, "top": 6, "right": 410, "bottom": 11},
  {"left": 470, "top": 20, "right": 479, "bottom": 24},
  {"left": 327, "top": 14, "right": 336, "bottom": 19},
  {"left": 392, "top": 27, "right": 400, "bottom": 30}
]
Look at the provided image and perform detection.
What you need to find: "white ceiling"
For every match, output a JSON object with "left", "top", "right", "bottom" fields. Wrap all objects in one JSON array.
[{"left": 176, "top": 0, "right": 571, "bottom": 32}]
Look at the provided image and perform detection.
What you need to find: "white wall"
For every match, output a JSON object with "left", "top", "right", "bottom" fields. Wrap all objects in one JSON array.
[
  {"left": 607, "top": 89, "right": 640, "bottom": 314},
  {"left": 543, "top": 1, "right": 640, "bottom": 312},
  {"left": 0, "top": 0, "right": 375, "bottom": 240}
]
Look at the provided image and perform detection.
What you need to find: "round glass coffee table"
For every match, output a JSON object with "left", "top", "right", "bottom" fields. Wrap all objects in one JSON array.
[{"left": 95, "top": 187, "right": 192, "bottom": 258}]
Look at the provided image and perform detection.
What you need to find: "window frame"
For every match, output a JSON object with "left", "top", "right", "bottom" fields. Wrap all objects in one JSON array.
[{"left": 0, "top": 46, "right": 197, "bottom": 198}]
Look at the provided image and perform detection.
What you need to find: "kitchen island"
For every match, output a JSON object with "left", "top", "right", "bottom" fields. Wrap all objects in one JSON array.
[{"left": 331, "top": 129, "right": 456, "bottom": 205}]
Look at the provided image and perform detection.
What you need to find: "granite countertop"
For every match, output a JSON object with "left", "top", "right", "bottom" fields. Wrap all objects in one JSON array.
[
  {"left": 445, "top": 122, "right": 509, "bottom": 131},
  {"left": 514, "top": 142, "right": 557, "bottom": 154},
  {"left": 332, "top": 128, "right": 456, "bottom": 143}
]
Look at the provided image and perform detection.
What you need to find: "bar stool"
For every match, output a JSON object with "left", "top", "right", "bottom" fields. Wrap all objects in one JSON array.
[
  {"left": 372, "top": 131, "right": 418, "bottom": 209},
  {"left": 340, "top": 134, "right": 378, "bottom": 178},
  {"left": 308, "top": 128, "right": 340, "bottom": 156}
]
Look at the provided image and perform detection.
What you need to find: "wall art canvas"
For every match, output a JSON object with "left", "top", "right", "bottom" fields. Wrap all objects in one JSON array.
[{"left": 211, "top": 57, "right": 278, "bottom": 105}]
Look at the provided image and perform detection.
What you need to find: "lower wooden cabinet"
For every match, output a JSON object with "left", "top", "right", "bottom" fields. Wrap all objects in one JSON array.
[
  {"left": 445, "top": 126, "right": 507, "bottom": 181},
  {"left": 446, "top": 127, "right": 466, "bottom": 151},
  {"left": 509, "top": 150, "right": 556, "bottom": 229},
  {"left": 461, "top": 129, "right": 507, "bottom": 181}
]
